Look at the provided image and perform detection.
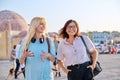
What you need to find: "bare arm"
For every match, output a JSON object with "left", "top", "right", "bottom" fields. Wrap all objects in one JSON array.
[
  {"left": 41, "top": 52, "right": 55, "bottom": 62},
  {"left": 19, "top": 51, "right": 34, "bottom": 64},
  {"left": 11, "top": 54, "right": 16, "bottom": 60},
  {"left": 89, "top": 49, "right": 98, "bottom": 69},
  {"left": 57, "top": 59, "right": 71, "bottom": 74},
  {"left": 19, "top": 52, "right": 26, "bottom": 64},
  {"left": 48, "top": 53, "right": 55, "bottom": 62}
]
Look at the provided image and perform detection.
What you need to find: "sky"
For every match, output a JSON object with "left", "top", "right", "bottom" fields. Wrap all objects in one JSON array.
[{"left": 0, "top": 0, "right": 120, "bottom": 33}]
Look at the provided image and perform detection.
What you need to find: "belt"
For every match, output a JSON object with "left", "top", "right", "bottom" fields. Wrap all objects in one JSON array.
[{"left": 67, "top": 61, "right": 90, "bottom": 69}]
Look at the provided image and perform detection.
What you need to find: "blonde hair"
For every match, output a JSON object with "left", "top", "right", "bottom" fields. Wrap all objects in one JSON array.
[{"left": 22, "top": 17, "right": 46, "bottom": 51}]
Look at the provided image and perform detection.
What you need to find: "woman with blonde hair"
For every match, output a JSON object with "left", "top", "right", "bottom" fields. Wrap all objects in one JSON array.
[{"left": 18, "top": 17, "right": 56, "bottom": 80}]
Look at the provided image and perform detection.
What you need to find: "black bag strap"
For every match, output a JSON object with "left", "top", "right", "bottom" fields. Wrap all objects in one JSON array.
[
  {"left": 46, "top": 37, "right": 50, "bottom": 53},
  {"left": 80, "top": 36, "right": 92, "bottom": 62}
]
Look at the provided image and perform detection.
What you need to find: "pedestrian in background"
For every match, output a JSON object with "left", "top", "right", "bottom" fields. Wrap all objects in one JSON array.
[
  {"left": 52, "top": 35, "right": 61, "bottom": 77},
  {"left": 10, "top": 45, "right": 16, "bottom": 70},
  {"left": 14, "top": 41, "right": 25, "bottom": 80},
  {"left": 57, "top": 19, "right": 98, "bottom": 80},
  {"left": 6, "top": 45, "right": 17, "bottom": 80},
  {"left": 19, "top": 16, "right": 56, "bottom": 80}
]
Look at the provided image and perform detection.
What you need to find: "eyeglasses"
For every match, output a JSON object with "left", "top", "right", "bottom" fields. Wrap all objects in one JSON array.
[{"left": 67, "top": 25, "right": 76, "bottom": 29}]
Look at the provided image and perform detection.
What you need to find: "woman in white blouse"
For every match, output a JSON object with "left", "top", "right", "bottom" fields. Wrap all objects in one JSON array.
[{"left": 57, "top": 19, "right": 98, "bottom": 80}]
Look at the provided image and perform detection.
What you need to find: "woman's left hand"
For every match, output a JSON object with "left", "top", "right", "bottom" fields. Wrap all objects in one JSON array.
[
  {"left": 41, "top": 51, "right": 51, "bottom": 61},
  {"left": 87, "top": 64, "right": 95, "bottom": 70}
]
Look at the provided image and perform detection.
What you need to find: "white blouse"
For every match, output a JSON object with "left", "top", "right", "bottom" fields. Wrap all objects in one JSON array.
[{"left": 57, "top": 36, "right": 95, "bottom": 67}]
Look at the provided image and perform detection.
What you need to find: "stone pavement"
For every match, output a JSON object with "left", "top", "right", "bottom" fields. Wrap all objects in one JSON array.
[{"left": 0, "top": 54, "right": 120, "bottom": 80}]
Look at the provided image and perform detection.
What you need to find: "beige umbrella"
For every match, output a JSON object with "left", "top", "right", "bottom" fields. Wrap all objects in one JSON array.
[{"left": 0, "top": 10, "right": 28, "bottom": 59}]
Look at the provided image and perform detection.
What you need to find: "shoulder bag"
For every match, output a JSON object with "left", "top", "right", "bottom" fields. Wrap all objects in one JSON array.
[{"left": 80, "top": 36, "right": 102, "bottom": 77}]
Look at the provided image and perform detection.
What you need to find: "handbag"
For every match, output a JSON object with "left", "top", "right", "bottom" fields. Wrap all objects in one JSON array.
[{"left": 80, "top": 36, "right": 102, "bottom": 77}]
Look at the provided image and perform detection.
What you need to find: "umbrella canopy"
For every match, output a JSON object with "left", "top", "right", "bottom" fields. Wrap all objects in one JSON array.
[{"left": 0, "top": 10, "right": 28, "bottom": 32}]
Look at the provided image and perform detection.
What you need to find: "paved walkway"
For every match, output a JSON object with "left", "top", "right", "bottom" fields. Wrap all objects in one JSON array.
[{"left": 0, "top": 54, "right": 120, "bottom": 80}]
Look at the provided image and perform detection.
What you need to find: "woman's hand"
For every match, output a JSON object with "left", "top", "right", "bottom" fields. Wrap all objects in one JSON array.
[
  {"left": 20, "top": 50, "right": 34, "bottom": 64},
  {"left": 62, "top": 67, "right": 71, "bottom": 74},
  {"left": 87, "top": 64, "right": 96, "bottom": 70},
  {"left": 24, "top": 50, "right": 34, "bottom": 57},
  {"left": 57, "top": 59, "right": 71, "bottom": 74},
  {"left": 41, "top": 51, "right": 51, "bottom": 61}
]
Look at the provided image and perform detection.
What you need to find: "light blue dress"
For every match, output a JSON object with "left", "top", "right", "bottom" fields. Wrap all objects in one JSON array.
[{"left": 18, "top": 37, "right": 56, "bottom": 80}]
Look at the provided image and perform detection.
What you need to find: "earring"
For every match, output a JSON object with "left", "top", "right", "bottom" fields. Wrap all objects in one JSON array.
[{"left": 31, "top": 37, "right": 36, "bottom": 43}]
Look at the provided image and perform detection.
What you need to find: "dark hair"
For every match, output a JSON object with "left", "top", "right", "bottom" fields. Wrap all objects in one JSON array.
[
  {"left": 9, "top": 68, "right": 14, "bottom": 75},
  {"left": 13, "top": 45, "right": 16, "bottom": 49},
  {"left": 59, "top": 19, "right": 80, "bottom": 39}
]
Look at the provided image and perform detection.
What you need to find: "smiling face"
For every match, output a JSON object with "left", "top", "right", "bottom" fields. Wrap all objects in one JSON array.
[
  {"left": 30, "top": 17, "right": 47, "bottom": 34},
  {"left": 66, "top": 22, "right": 77, "bottom": 37},
  {"left": 59, "top": 19, "right": 80, "bottom": 39},
  {"left": 35, "top": 23, "right": 46, "bottom": 33}
]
